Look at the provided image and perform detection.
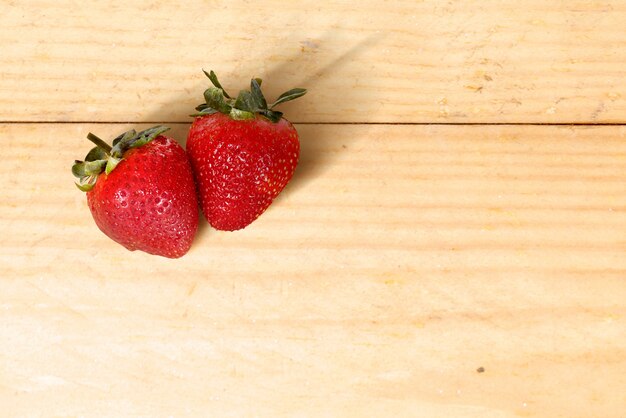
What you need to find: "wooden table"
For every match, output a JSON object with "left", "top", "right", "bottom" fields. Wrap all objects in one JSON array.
[{"left": 1, "top": 1, "right": 625, "bottom": 417}]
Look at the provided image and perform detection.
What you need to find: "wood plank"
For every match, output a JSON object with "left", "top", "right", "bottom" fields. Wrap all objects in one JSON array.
[
  {"left": 1, "top": 1, "right": 625, "bottom": 123},
  {"left": 1, "top": 123, "right": 625, "bottom": 417}
]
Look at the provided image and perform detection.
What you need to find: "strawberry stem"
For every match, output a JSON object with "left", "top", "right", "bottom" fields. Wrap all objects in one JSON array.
[
  {"left": 193, "top": 70, "right": 306, "bottom": 122},
  {"left": 87, "top": 133, "right": 112, "bottom": 154}
]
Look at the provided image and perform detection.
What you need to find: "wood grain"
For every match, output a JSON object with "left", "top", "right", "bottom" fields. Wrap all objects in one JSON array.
[
  {"left": 1, "top": 0, "right": 625, "bottom": 123},
  {"left": 1, "top": 123, "right": 625, "bottom": 417}
]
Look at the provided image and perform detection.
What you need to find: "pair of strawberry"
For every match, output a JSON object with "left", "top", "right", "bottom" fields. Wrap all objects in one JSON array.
[{"left": 72, "top": 71, "right": 306, "bottom": 258}]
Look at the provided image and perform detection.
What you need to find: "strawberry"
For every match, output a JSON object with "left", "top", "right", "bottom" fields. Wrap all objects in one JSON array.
[
  {"left": 72, "top": 126, "right": 199, "bottom": 258},
  {"left": 187, "top": 70, "right": 306, "bottom": 231}
]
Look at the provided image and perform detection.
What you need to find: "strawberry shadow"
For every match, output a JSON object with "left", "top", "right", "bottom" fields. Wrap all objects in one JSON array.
[
  {"left": 143, "top": 32, "right": 383, "bottom": 240},
  {"left": 264, "top": 33, "right": 384, "bottom": 194}
]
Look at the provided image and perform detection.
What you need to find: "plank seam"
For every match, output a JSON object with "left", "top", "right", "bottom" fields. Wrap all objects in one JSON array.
[{"left": 1, "top": 121, "right": 626, "bottom": 126}]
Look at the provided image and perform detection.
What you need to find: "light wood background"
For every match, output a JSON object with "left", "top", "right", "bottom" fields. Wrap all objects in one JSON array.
[{"left": 1, "top": 1, "right": 625, "bottom": 417}]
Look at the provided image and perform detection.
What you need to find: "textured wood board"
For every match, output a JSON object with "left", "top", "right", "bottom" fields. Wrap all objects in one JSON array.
[
  {"left": 1, "top": 0, "right": 625, "bottom": 123},
  {"left": 1, "top": 123, "right": 625, "bottom": 417}
]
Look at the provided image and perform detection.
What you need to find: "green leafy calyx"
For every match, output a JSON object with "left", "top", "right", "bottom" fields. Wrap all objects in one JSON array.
[
  {"left": 71, "top": 125, "right": 169, "bottom": 192},
  {"left": 192, "top": 70, "right": 307, "bottom": 123}
]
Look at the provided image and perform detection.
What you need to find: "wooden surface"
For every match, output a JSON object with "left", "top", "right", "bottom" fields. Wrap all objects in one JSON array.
[
  {"left": 1, "top": 1, "right": 626, "bottom": 418},
  {"left": 1, "top": 0, "right": 625, "bottom": 123},
  {"left": 2, "top": 124, "right": 625, "bottom": 417}
]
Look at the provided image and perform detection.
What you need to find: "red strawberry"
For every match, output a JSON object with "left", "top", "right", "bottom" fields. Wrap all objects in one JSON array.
[
  {"left": 72, "top": 126, "right": 199, "bottom": 258},
  {"left": 186, "top": 70, "right": 306, "bottom": 231}
]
